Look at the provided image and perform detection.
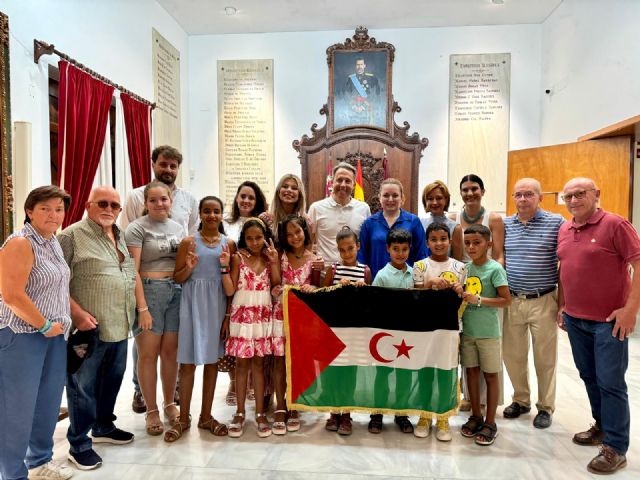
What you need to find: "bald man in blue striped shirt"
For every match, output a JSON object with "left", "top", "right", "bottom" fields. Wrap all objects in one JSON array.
[{"left": 502, "top": 178, "right": 564, "bottom": 429}]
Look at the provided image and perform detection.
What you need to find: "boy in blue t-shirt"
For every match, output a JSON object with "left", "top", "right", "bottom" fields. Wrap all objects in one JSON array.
[{"left": 457, "top": 224, "right": 510, "bottom": 446}]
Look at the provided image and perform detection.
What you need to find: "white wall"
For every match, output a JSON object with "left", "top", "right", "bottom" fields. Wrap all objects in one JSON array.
[
  {"left": 188, "top": 24, "right": 542, "bottom": 213},
  {"left": 540, "top": 0, "right": 640, "bottom": 145},
  {"left": 1, "top": 0, "right": 189, "bottom": 189}
]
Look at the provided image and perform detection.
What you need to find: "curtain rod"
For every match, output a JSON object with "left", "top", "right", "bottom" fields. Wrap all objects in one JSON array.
[{"left": 33, "top": 39, "right": 156, "bottom": 109}]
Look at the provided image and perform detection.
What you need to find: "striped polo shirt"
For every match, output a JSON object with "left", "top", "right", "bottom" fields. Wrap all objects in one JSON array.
[
  {"left": 0, "top": 222, "right": 71, "bottom": 334},
  {"left": 504, "top": 209, "right": 565, "bottom": 294}
]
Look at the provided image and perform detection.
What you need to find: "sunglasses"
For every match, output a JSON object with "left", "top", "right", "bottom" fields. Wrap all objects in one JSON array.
[
  {"left": 560, "top": 189, "right": 595, "bottom": 202},
  {"left": 91, "top": 201, "right": 122, "bottom": 210}
]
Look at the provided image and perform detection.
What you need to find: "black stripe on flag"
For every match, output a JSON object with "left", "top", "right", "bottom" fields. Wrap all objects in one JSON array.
[{"left": 289, "top": 286, "right": 461, "bottom": 332}]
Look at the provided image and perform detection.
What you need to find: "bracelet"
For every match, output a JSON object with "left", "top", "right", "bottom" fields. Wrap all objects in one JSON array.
[
  {"left": 38, "top": 319, "right": 52, "bottom": 335},
  {"left": 137, "top": 306, "right": 149, "bottom": 313},
  {"left": 476, "top": 295, "right": 482, "bottom": 307},
  {"left": 224, "top": 314, "right": 231, "bottom": 317},
  {"left": 220, "top": 266, "right": 230, "bottom": 274}
]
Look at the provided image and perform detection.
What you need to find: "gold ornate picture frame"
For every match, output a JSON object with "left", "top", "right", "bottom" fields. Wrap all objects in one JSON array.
[{"left": 0, "top": 11, "right": 12, "bottom": 241}]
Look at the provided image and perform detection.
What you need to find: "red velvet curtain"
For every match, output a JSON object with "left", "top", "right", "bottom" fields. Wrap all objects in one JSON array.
[
  {"left": 58, "top": 60, "right": 114, "bottom": 228},
  {"left": 121, "top": 93, "right": 152, "bottom": 188}
]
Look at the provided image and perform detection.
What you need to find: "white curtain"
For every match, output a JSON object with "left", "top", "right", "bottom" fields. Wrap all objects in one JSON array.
[
  {"left": 92, "top": 117, "right": 113, "bottom": 189},
  {"left": 114, "top": 93, "right": 132, "bottom": 203}
]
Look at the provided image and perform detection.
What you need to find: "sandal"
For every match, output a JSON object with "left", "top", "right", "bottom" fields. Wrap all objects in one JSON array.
[
  {"left": 145, "top": 409, "right": 164, "bottom": 436},
  {"left": 475, "top": 422, "right": 498, "bottom": 446},
  {"left": 394, "top": 415, "right": 414, "bottom": 434},
  {"left": 337, "top": 414, "right": 352, "bottom": 436},
  {"left": 325, "top": 414, "right": 340, "bottom": 432},
  {"left": 272, "top": 410, "right": 287, "bottom": 435},
  {"left": 368, "top": 414, "right": 383, "bottom": 434},
  {"left": 164, "top": 418, "right": 190, "bottom": 443},
  {"left": 198, "top": 416, "right": 228, "bottom": 436},
  {"left": 461, "top": 415, "right": 484, "bottom": 438},
  {"left": 256, "top": 413, "right": 272, "bottom": 438},
  {"left": 228, "top": 412, "right": 245, "bottom": 438},
  {"left": 226, "top": 380, "right": 237, "bottom": 406},
  {"left": 163, "top": 402, "right": 180, "bottom": 426},
  {"left": 286, "top": 409, "right": 300, "bottom": 432}
]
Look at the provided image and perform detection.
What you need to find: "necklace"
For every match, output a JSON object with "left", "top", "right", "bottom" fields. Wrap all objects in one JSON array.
[
  {"left": 200, "top": 233, "right": 220, "bottom": 246},
  {"left": 462, "top": 206, "right": 486, "bottom": 224}
]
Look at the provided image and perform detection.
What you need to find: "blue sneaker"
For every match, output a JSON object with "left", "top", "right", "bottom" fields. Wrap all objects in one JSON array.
[{"left": 68, "top": 449, "right": 103, "bottom": 470}]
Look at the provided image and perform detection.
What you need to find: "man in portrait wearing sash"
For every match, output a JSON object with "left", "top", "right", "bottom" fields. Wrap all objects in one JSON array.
[{"left": 343, "top": 58, "right": 380, "bottom": 125}]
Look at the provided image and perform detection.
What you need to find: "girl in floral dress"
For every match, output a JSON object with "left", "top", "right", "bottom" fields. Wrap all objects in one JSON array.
[
  {"left": 224, "top": 218, "right": 280, "bottom": 438},
  {"left": 270, "top": 215, "right": 320, "bottom": 435}
]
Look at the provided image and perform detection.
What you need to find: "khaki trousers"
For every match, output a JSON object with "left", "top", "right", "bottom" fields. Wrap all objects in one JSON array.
[{"left": 503, "top": 290, "right": 558, "bottom": 413}]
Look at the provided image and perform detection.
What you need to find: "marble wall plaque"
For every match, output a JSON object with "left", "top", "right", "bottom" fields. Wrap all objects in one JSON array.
[
  {"left": 217, "top": 59, "right": 274, "bottom": 210},
  {"left": 152, "top": 28, "right": 182, "bottom": 151},
  {"left": 448, "top": 53, "right": 511, "bottom": 213}
]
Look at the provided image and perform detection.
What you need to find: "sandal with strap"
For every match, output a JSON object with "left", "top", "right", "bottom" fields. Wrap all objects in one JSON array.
[
  {"left": 286, "top": 409, "right": 300, "bottom": 432},
  {"left": 163, "top": 402, "right": 180, "bottom": 426},
  {"left": 164, "top": 418, "right": 191, "bottom": 443},
  {"left": 394, "top": 415, "right": 414, "bottom": 434},
  {"left": 272, "top": 410, "right": 287, "bottom": 435},
  {"left": 228, "top": 412, "right": 245, "bottom": 438},
  {"left": 226, "top": 380, "right": 237, "bottom": 406},
  {"left": 256, "top": 413, "right": 272, "bottom": 438},
  {"left": 145, "top": 409, "right": 164, "bottom": 436},
  {"left": 368, "top": 414, "right": 383, "bottom": 434},
  {"left": 198, "top": 416, "right": 228, "bottom": 436},
  {"left": 461, "top": 415, "right": 484, "bottom": 438},
  {"left": 475, "top": 422, "right": 498, "bottom": 446}
]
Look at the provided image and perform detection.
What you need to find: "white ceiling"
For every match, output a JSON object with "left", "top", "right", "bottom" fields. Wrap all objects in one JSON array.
[{"left": 156, "top": 0, "right": 564, "bottom": 35}]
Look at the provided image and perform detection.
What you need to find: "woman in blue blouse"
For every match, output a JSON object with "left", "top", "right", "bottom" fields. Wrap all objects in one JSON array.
[{"left": 357, "top": 178, "right": 427, "bottom": 278}]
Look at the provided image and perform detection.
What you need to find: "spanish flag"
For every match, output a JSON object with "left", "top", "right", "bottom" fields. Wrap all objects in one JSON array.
[
  {"left": 354, "top": 158, "right": 365, "bottom": 201},
  {"left": 284, "top": 286, "right": 461, "bottom": 415}
]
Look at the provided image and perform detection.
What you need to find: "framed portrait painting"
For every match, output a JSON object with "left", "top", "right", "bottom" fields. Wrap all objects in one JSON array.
[{"left": 327, "top": 28, "right": 394, "bottom": 133}]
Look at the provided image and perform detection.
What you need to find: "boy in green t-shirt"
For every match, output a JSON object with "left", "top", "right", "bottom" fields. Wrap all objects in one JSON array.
[{"left": 457, "top": 224, "right": 510, "bottom": 446}]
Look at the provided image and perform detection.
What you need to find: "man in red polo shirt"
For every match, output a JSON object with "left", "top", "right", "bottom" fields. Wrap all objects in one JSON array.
[{"left": 557, "top": 177, "right": 640, "bottom": 475}]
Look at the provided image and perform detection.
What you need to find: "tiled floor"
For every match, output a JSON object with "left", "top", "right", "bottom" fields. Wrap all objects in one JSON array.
[{"left": 51, "top": 332, "right": 639, "bottom": 479}]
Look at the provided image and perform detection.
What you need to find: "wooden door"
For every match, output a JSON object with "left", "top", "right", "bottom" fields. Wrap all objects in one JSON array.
[{"left": 507, "top": 136, "right": 632, "bottom": 220}]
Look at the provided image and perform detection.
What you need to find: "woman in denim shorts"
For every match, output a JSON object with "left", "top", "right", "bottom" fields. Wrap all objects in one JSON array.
[{"left": 126, "top": 182, "right": 185, "bottom": 436}]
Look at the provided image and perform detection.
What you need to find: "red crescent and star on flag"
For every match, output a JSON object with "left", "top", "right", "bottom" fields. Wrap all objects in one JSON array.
[{"left": 368, "top": 332, "right": 414, "bottom": 363}]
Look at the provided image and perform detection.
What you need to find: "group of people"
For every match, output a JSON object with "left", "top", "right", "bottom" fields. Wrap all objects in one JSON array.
[{"left": 0, "top": 146, "right": 637, "bottom": 479}]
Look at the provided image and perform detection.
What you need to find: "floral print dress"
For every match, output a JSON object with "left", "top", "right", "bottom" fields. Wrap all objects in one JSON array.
[
  {"left": 226, "top": 256, "right": 273, "bottom": 358},
  {"left": 271, "top": 253, "right": 313, "bottom": 356}
]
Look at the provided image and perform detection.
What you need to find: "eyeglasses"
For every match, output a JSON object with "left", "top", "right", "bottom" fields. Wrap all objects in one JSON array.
[
  {"left": 512, "top": 191, "right": 536, "bottom": 199},
  {"left": 91, "top": 201, "right": 122, "bottom": 210},
  {"left": 560, "top": 189, "right": 595, "bottom": 202}
]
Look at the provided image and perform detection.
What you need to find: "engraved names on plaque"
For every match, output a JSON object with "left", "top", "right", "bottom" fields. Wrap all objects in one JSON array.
[
  {"left": 448, "top": 53, "right": 511, "bottom": 212},
  {"left": 217, "top": 60, "right": 274, "bottom": 210},
  {"left": 152, "top": 29, "right": 182, "bottom": 150}
]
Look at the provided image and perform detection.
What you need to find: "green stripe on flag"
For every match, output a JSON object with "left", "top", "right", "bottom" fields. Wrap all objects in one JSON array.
[{"left": 293, "top": 365, "right": 458, "bottom": 414}]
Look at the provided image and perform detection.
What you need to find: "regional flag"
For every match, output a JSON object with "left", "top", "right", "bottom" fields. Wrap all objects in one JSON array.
[
  {"left": 284, "top": 285, "right": 461, "bottom": 415},
  {"left": 354, "top": 158, "right": 365, "bottom": 201}
]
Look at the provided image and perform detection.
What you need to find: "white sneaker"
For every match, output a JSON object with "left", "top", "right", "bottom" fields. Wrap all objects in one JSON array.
[
  {"left": 436, "top": 417, "right": 452, "bottom": 442},
  {"left": 414, "top": 416, "right": 432, "bottom": 438},
  {"left": 28, "top": 460, "right": 74, "bottom": 479}
]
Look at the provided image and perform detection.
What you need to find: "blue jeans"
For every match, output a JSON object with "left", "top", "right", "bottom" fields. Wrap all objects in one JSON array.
[
  {"left": 0, "top": 329, "right": 66, "bottom": 480},
  {"left": 564, "top": 313, "right": 630, "bottom": 455},
  {"left": 66, "top": 338, "right": 128, "bottom": 454}
]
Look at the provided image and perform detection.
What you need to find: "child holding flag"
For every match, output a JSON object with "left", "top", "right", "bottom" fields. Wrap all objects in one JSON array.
[
  {"left": 369, "top": 228, "right": 415, "bottom": 434},
  {"left": 270, "top": 215, "right": 320, "bottom": 435},
  {"left": 458, "top": 224, "right": 510, "bottom": 446},
  {"left": 412, "top": 222, "right": 467, "bottom": 441},
  {"left": 322, "top": 226, "right": 371, "bottom": 435}
]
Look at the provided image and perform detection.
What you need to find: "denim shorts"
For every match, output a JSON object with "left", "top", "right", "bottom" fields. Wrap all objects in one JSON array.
[{"left": 133, "top": 278, "right": 181, "bottom": 336}]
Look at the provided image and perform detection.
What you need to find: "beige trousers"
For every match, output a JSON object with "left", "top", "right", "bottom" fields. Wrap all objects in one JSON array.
[{"left": 503, "top": 290, "right": 558, "bottom": 413}]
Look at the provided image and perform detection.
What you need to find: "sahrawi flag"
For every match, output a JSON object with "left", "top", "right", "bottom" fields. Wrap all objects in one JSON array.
[{"left": 284, "top": 285, "right": 461, "bottom": 414}]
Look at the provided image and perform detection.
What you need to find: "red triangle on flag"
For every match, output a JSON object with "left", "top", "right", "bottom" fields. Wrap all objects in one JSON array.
[{"left": 287, "top": 292, "right": 346, "bottom": 402}]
